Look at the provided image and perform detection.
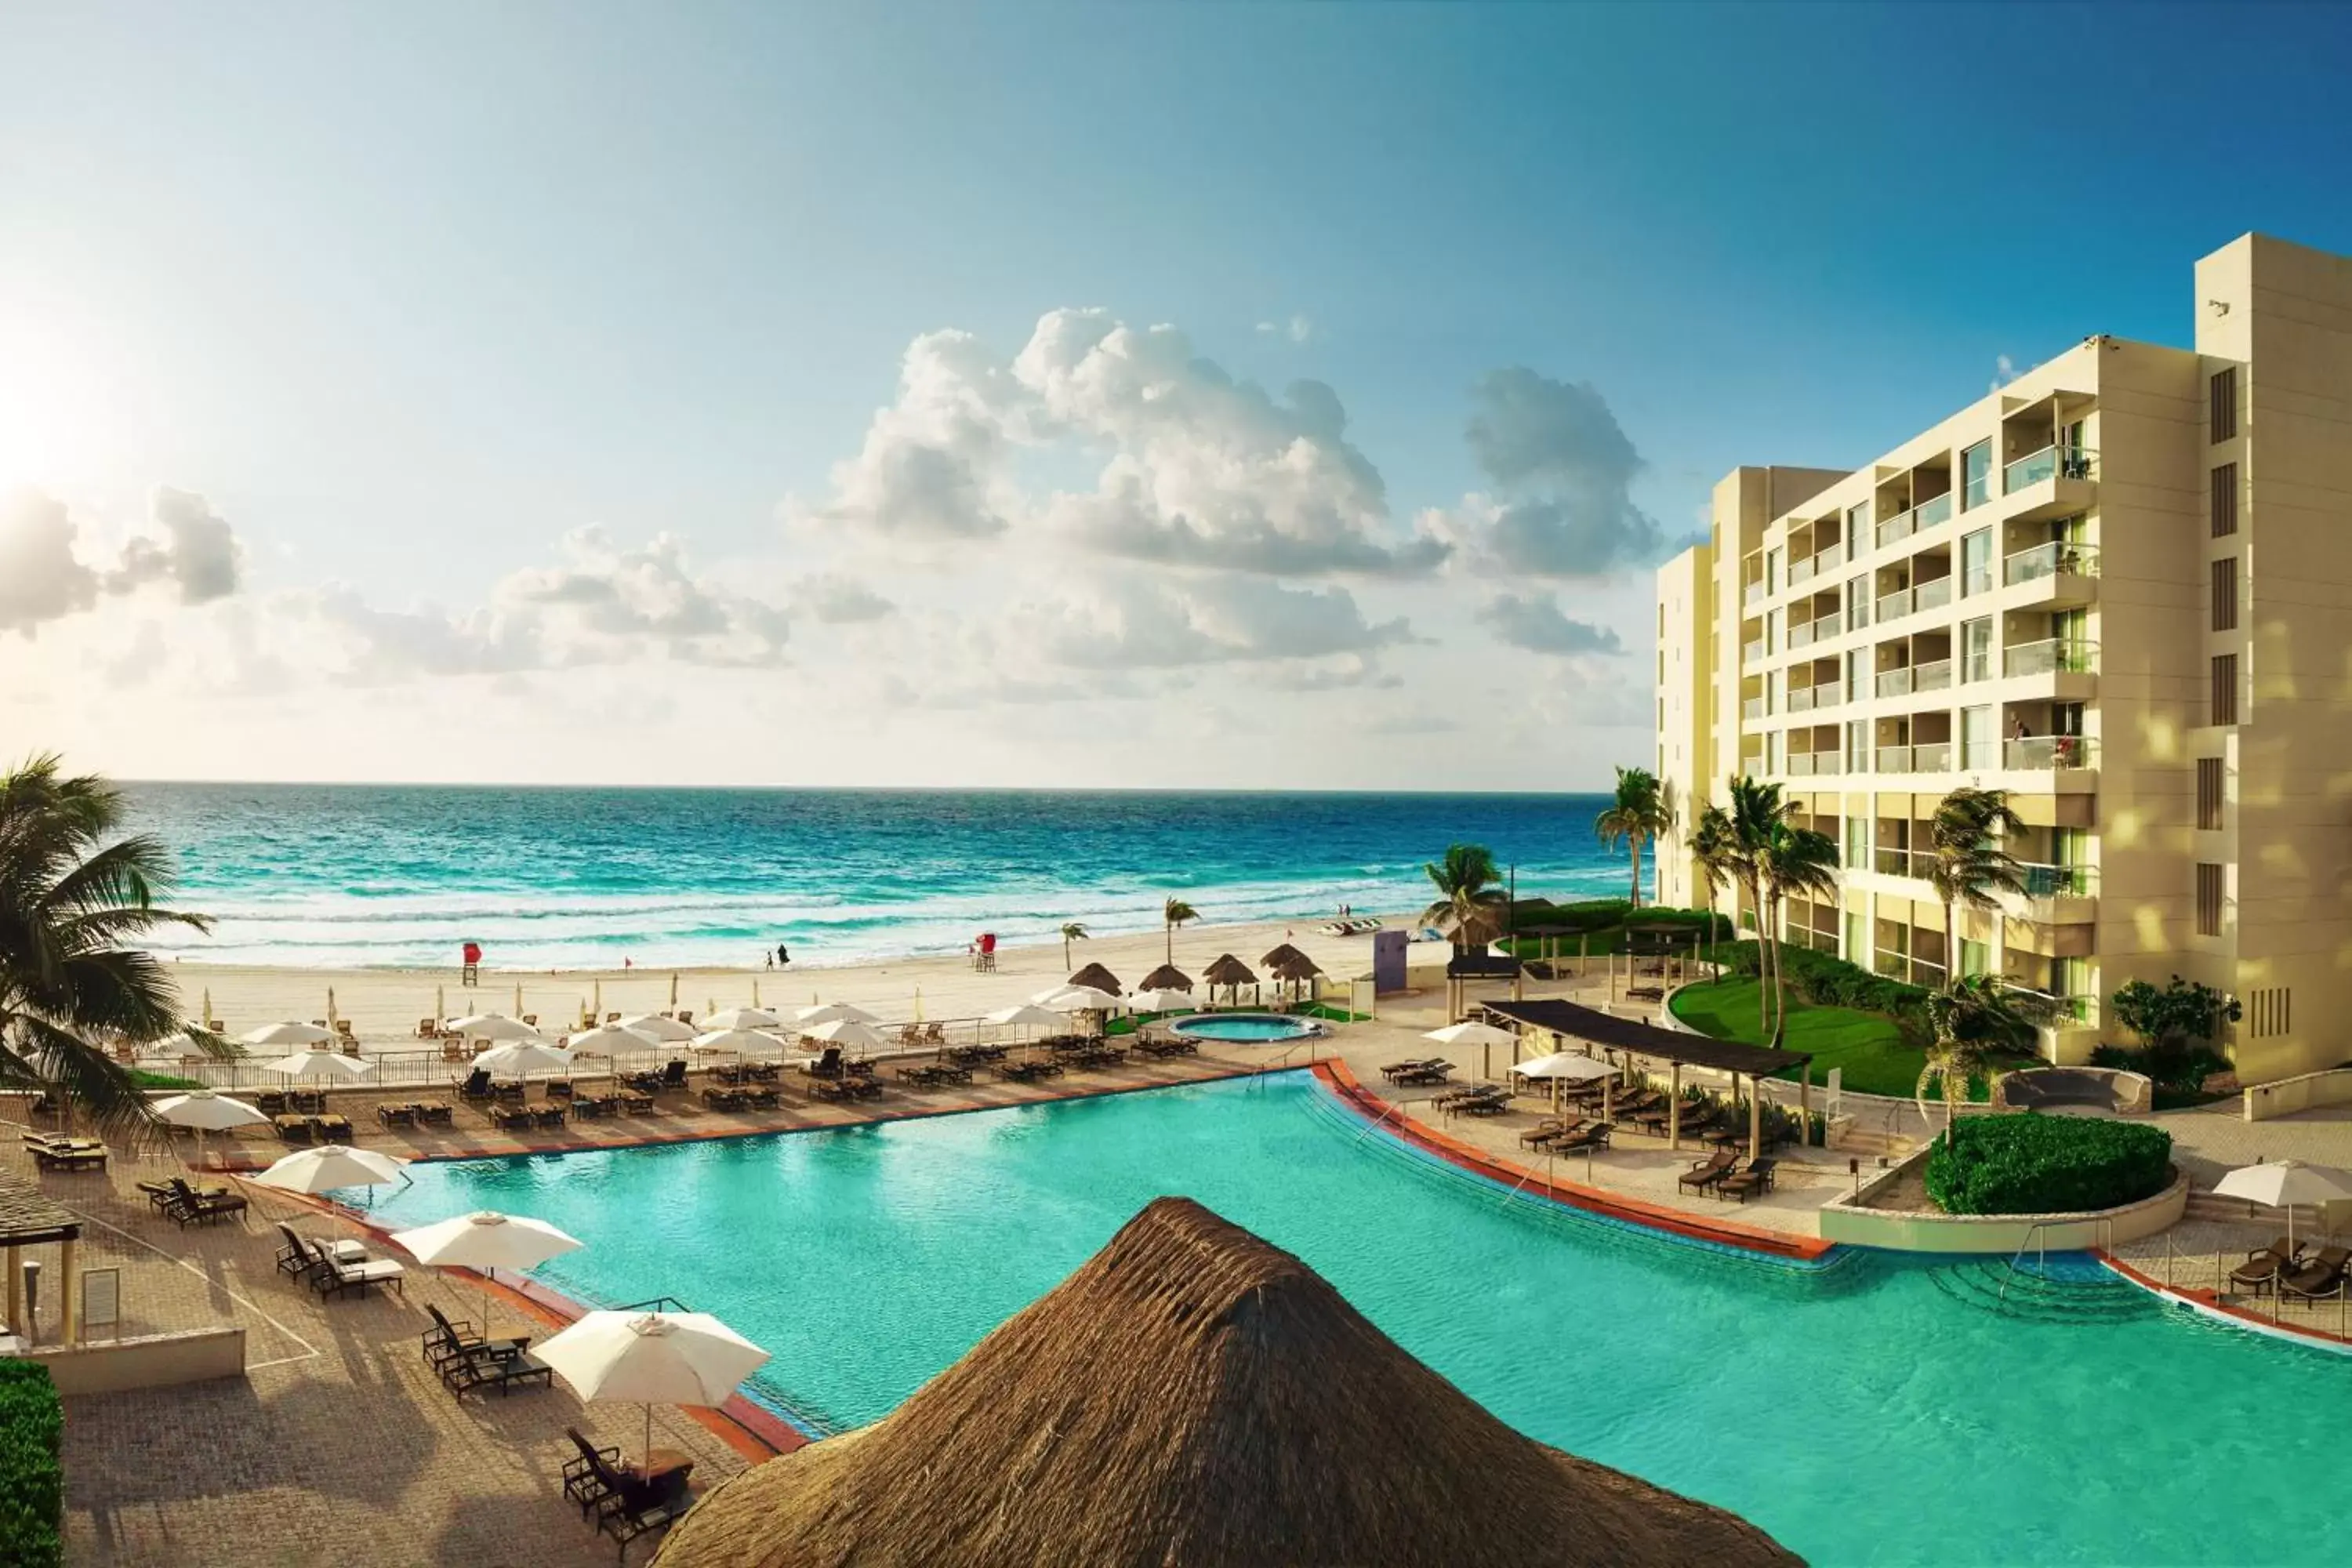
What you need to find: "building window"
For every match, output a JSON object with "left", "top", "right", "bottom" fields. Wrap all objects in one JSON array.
[
  {"left": 1846, "top": 577, "right": 1870, "bottom": 632},
  {"left": 1961, "top": 441, "right": 1993, "bottom": 510},
  {"left": 2211, "top": 653, "right": 2239, "bottom": 726},
  {"left": 2197, "top": 757, "right": 2225, "bottom": 830},
  {"left": 1846, "top": 503, "right": 1868, "bottom": 561},
  {"left": 2247, "top": 986, "right": 2292, "bottom": 1039},
  {"left": 2211, "top": 463, "right": 2238, "bottom": 538},
  {"left": 1961, "top": 528, "right": 1992, "bottom": 596},
  {"left": 1844, "top": 816, "right": 1868, "bottom": 869},
  {"left": 1961, "top": 616, "right": 1993, "bottom": 683},
  {"left": 2195, "top": 863, "right": 2224, "bottom": 937},
  {"left": 2210, "top": 367, "right": 2238, "bottom": 442},
  {"left": 1846, "top": 649, "right": 1863, "bottom": 702},
  {"left": 2212, "top": 557, "right": 2239, "bottom": 632},
  {"left": 1961, "top": 706, "right": 1994, "bottom": 771},
  {"left": 1847, "top": 719, "right": 1869, "bottom": 772}
]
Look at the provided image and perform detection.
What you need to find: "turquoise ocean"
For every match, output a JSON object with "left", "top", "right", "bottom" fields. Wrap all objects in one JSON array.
[{"left": 122, "top": 785, "right": 1632, "bottom": 970}]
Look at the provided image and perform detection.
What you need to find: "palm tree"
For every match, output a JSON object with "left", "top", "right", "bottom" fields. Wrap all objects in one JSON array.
[
  {"left": 1925, "top": 788, "right": 2027, "bottom": 989},
  {"left": 1915, "top": 974, "right": 2058, "bottom": 1145},
  {"left": 1, "top": 754, "right": 226, "bottom": 1132},
  {"left": 1723, "top": 776, "right": 1788, "bottom": 1038},
  {"left": 1059, "top": 922, "right": 1089, "bottom": 971},
  {"left": 1689, "top": 804, "right": 1740, "bottom": 964},
  {"left": 1420, "top": 843, "right": 1508, "bottom": 949},
  {"left": 1161, "top": 898, "right": 1197, "bottom": 964},
  {"left": 1595, "top": 766, "right": 1671, "bottom": 909},
  {"left": 1755, "top": 819, "right": 1840, "bottom": 1048}
]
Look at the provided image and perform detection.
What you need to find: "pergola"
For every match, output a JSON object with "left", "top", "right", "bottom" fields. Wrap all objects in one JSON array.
[
  {"left": 1475, "top": 996, "right": 1813, "bottom": 1162},
  {"left": 0, "top": 1178, "right": 83, "bottom": 1344}
]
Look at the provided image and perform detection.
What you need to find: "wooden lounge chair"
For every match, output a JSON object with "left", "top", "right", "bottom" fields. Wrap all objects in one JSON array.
[
  {"left": 303, "top": 1237, "right": 406, "bottom": 1299},
  {"left": 140, "top": 1176, "right": 228, "bottom": 1211},
  {"left": 1717, "top": 1157, "right": 1779, "bottom": 1203},
  {"left": 414, "top": 1100, "right": 453, "bottom": 1125},
  {"left": 311, "top": 1113, "right": 354, "bottom": 1142},
  {"left": 2228, "top": 1236, "right": 2303, "bottom": 1294},
  {"left": 618, "top": 1090, "right": 655, "bottom": 1114},
  {"left": 442, "top": 1335, "right": 554, "bottom": 1397},
  {"left": 423, "top": 1302, "right": 530, "bottom": 1375},
  {"left": 2279, "top": 1246, "right": 2351, "bottom": 1302},
  {"left": 1551, "top": 1120, "right": 1612, "bottom": 1152},
  {"left": 1517, "top": 1119, "right": 1578, "bottom": 1150},
  {"left": 702, "top": 1087, "right": 747, "bottom": 1112},
  {"left": 276, "top": 1221, "right": 364, "bottom": 1279},
  {"left": 376, "top": 1102, "right": 418, "bottom": 1129},
  {"left": 532, "top": 1104, "right": 567, "bottom": 1129},
  {"left": 158, "top": 1177, "right": 248, "bottom": 1227},
  {"left": 488, "top": 1102, "right": 534, "bottom": 1130},
  {"left": 24, "top": 1135, "right": 109, "bottom": 1173},
  {"left": 742, "top": 1086, "right": 782, "bottom": 1109},
  {"left": 1677, "top": 1150, "right": 1739, "bottom": 1194},
  {"left": 455, "top": 1068, "right": 495, "bottom": 1102}
]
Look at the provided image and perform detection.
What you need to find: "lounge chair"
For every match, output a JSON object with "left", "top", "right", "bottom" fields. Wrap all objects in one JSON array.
[
  {"left": 618, "top": 1089, "right": 655, "bottom": 1114},
  {"left": 302, "top": 1236, "right": 406, "bottom": 1299},
  {"left": 2228, "top": 1236, "right": 2304, "bottom": 1294},
  {"left": 276, "top": 1221, "right": 364, "bottom": 1279},
  {"left": 1676, "top": 1150, "right": 1739, "bottom": 1194},
  {"left": 563, "top": 1428, "right": 692, "bottom": 1544},
  {"left": 488, "top": 1102, "right": 534, "bottom": 1130},
  {"left": 455, "top": 1068, "right": 495, "bottom": 1102},
  {"left": 2278, "top": 1246, "right": 2352, "bottom": 1302},
  {"left": 312, "top": 1112, "right": 353, "bottom": 1142},
  {"left": 1717, "top": 1157, "right": 1779, "bottom": 1203},
  {"left": 742, "top": 1086, "right": 782, "bottom": 1109},
  {"left": 1552, "top": 1120, "right": 1612, "bottom": 1152},
  {"left": 414, "top": 1099, "right": 453, "bottom": 1125},
  {"left": 806, "top": 1047, "right": 844, "bottom": 1080},
  {"left": 701, "top": 1087, "right": 747, "bottom": 1112},
  {"left": 423, "top": 1303, "right": 530, "bottom": 1374},
  {"left": 376, "top": 1102, "right": 419, "bottom": 1129},
  {"left": 140, "top": 1176, "right": 228, "bottom": 1211},
  {"left": 1517, "top": 1119, "right": 1578, "bottom": 1150},
  {"left": 271, "top": 1113, "right": 314, "bottom": 1144},
  {"left": 442, "top": 1335, "right": 554, "bottom": 1397},
  {"left": 156, "top": 1177, "right": 247, "bottom": 1227},
  {"left": 24, "top": 1134, "right": 110, "bottom": 1173}
]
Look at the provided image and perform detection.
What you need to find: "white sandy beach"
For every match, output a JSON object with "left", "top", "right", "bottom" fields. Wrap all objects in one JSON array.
[{"left": 163, "top": 911, "right": 1422, "bottom": 1044}]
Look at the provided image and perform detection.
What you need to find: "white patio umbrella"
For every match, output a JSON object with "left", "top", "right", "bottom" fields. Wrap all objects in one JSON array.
[
  {"left": 448, "top": 1012, "right": 541, "bottom": 1043},
  {"left": 152, "top": 1090, "right": 268, "bottom": 1171},
  {"left": 243, "top": 1020, "right": 334, "bottom": 1049},
  {"left": 690, "top": 1028, "right": 782, "bottom": 1057},
  {"left": 984, "top": 1003, "right": 1065, "bottom": 1029},
  {"left": 263, "top": 1049, "right": 376, "bottom": 1082},
  {"left": 391, "top": 1209, "right": 583, "bottom": 1329},
  {"left": 535, "top": 1308, "right": 770, "bottom": 1461},
  {"left": 793, "top": 1002, "right": 879, "bottom": 1027},
  {"left": 2213, "top": 1160, "right": 2352, "bottom": 1250},
  {"left": 1129, "top": 989, "right": 1194, "bottom": 1014},
  {"left": 798, "top": 1018, "right": 882, "bottom": 1052},
  {"left": 1424, "top": 1018, "right": 1519, "bottom": 1083},
  {"left": 252, "top": 1145, "right": 410, "bottom": 1228},
  {"left": 566, "top": 1024, "right": 656, "bottom": 1055},
  {"left": 1043, "top": 985, "right": 1121, "bottom": 1013},
  {"left": 618, "top": 1013, "right": 695, "bottom": 1043},
  {"left": 472, "top": 1040, "right": 574, "bottom": 1083},
  {"left": 1509, "top": 1050, "right": 1619, "bottom": 1112},
  {"left": 701, "top": 1007, "right": 782, "bottom": 1032}
]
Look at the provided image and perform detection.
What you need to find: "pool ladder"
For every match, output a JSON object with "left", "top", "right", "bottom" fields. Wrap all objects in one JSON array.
[
  {"left": 1248, "top": 1038, "right": 1322, "bottom": 1091},
  {"left": 1999, "top": 1217, "right": 2114, "bottom": 1302}
]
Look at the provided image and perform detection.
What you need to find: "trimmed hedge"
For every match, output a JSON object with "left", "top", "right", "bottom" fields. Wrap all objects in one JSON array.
[
  {"left": 0, "top": 1359, "right": 62, "bottom": 1568},
  {"left": 1714, "top": 941, "right": 1930, "bottom": 1029},
  {"left": 1924, "top": 1114, "right": 2173, "bottom": 1217}
]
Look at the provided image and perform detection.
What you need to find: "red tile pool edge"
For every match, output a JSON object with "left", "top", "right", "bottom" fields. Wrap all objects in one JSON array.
[
  {"left": 2097, "top": 1250, "right": 2352, "bottom": 1356},
  {"left": 1310, "top": 1061, "right": 1835, "bottom": 1262}
]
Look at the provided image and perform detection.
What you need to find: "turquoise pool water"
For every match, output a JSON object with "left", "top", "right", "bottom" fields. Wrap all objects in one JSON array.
[
  {"left": 1167, "top": 1012, "right": 1318, "bottom": 1043},
  {"left": 363, "top": 1074, "right": 2352, "bottom": 1565}
]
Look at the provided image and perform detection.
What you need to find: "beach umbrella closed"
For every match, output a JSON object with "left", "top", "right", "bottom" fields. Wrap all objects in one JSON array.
[
  {"left": 793, "top": 1002, "right": 880, "bottom": 1027},
  {"left": 448, "top": 1013, "right": 541, "bottom": 1043},
  {"left": 473, "top": 1041, "right": 574, "bottom": 1083},
  {"left": 799, "top": 1018, "right": 882, "bottom": 1052},
  {"left": 244, "top": 1020, "right": 335, "bottom": 1049},
  {"left": 702, "top": 1007, "right": 782, "bottom": 1032},
  {"left": 535, "top": 1308, "right": 770, "bottom": 1462},
  {"left": 2212, "top": 1160, "right": 2352, "bottom": 1250},
  {"left": 153, "top": 1089, "right": 268, "bottom": 1171},
  {"left": 618, "top": 1013, "right": 695, "bottom": 1043},
  {"left": 391, "top": 1209, "right": 583, "bottom": 1329},
  {"left": 263, "top": 1050, "right": 376, "bottom": 1082}
]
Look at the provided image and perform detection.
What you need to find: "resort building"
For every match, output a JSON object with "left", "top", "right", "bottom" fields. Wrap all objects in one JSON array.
[{"left": 1653, "top": 232, "right": 2352, "bottom": 1083}]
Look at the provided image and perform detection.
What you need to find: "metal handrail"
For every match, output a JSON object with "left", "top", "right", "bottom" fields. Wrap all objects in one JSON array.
[{"left": 1999, "top": 1216, "right": 2115, "bottom": 1301}]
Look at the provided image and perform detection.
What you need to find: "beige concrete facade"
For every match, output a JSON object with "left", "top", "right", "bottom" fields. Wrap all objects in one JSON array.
[{"left": 1655, "top": 233, "right": 2352, "bottom": 1083}]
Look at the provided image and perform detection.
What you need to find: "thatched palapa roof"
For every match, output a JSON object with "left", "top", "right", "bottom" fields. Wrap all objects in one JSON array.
[
  {"left": 652, "top": 1198, "right": 1799, "bottom": 1568},
  {"left": 1201, "top": 953, "right": 1256, "bottom": 987},
  {"left": 1065, "top": 961, "right": 1122, "bottom": 994},
  {"left": 1260, "top": 942, "right": 1322, "bottom": 981},
  {"left": 1138, "top": 963, "right": 1193, "bottom": 992}
]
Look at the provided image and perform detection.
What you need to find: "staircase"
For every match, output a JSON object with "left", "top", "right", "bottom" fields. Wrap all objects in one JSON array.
[
  {"left": 1832, "top": 1126, "right": 1917, "bottom": 1161},
  {"left": 1926, "top": 1255, "right": 2157, "bottom": 1323}
]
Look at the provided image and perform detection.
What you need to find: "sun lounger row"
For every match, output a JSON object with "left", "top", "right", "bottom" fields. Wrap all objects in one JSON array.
[
  {"left": 621, "top": 1061, "right": 691, "bottom": 1095},
  {"left": 996, "top": 1059, "right": 1065, "bottom": 1084},
  {"left": 701, "top": 1085, "right": 783, "bottom": 1111},
  {"left": 2230, "top": 1239, "right": 2351, "bottom": 1300},
  {"left": 895, "top": 1063, "right": 973, "bottom": 1088},
  {"left": 372, "top": 1100, "right": 456, "bottom": 1129},
  {"left": 1436, "top": 1083, "right": 1512, "bottom": 1117},
  {"left": 710, "top": 1062, "right": 782, "bottom": 1086},
  {"left": 947, "top": 1044, "right": 1010, "bottom": 1066},
  {"left": 810, "top": 1076, "right": 885, "bottom": 1104},
  {"left": 1517, "top": 1117, "right": 1611, "bottom": 1152},
  {"left": 273, "top": 1224, "right": 405, "bottom": 1299},
  {"left": 1318, "top": 917, "right": 1383, "bottom": 935},
  {"left": 270, "top": 1112, "right": 354, "bottom": 1144},
  {"left": 254, "top": 1088, "right": 328, "bottom": 1115},
  {"left": 1676, "top": 1152, "right": 1777, "bottom": 1202},
  {"left": 1132, "top": 1036, "right": 1198, "bottom": 1059},
  {"left": 1381, "top": 1058, "right": 1454, "bottom": 1086},
  {"left": 21, "top": 1133, "right": 109, "bottom": 1172},
  {"left": 138, "top": 1175, "right": 249, "bottom": 1225}
]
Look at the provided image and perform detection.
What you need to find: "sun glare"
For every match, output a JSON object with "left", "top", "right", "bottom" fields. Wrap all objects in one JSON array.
[{"left": 0, "top": 307, "right": 116, "bottom": 491}]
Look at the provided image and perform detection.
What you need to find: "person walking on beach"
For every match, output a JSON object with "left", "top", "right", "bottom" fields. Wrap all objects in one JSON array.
[{"left": 776, "top": 942, "right": 790, "bottom": 968}]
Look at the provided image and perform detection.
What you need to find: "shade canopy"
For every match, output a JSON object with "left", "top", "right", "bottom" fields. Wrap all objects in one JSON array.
[
  {"left": 1478, "top": 998, "right": 1813, "bottom": 1076},
  {"left": 1202, "top": 953, "right": 1258, "bottom": 988},
  {"left": 793, "top": 1002, "right": 880, "bottom": 1027},
  {"left": 617, "top": 1013, "right": 696, "bottom": 1042},
  {"left": 701, "top": 1007, "right": 782, "bottom": 1032},
  {"left": 690, "top": 1028, "right": 783, "bottom": 1055},
  {"left": 1128, "top": 989, "right": 1194, "bottom": 1014},
  {"left": 1042, "top": 986, "right": 1121, "bottom": 1013},
  {"left": 652, "top": 1198, "right": 1798, "bottom": 1568},
  {"left": 1137, "top": 964, "right": 1192, "bottom": 993},
  {"left": 242, "top": 1021, "right": 333, "bottom": 1048},
  {"left": 566, "top": 1024, "right": 658, "bottom": 1054},
  {"left": 1510, "top": 1051, "right": 1620, "bottom": 1083},
  {"left": 391, "top": 1209, "right": 583, "bottom": 1273},
  {"left": 252, "top": 1144, "right": 409, "bottom": 1195},
  {"left": 262, "top": 1050, "right": 375, "bottom": 1081},
  {"left": 448, "top": 1013, "right": 542, "bottom": 1042},
  {"left": 471, "top": 1040, "right": 575, "bottom": 1079},
  {"left": 799, "top": 1018, "right": 883, "bottom": 1051},
  {"left": 535, "top": 1309, "right": 769, "bottom": 1408},
  {"left": 984, "top": 1004, "right": 1065, "bottom": 1029},
  {"left": 1423, "top": 1021, "right": 1516, "bottom": 1051},
  {"left": 151, "top": 1090, "right": 268, "bottom": 1131},
  {"left": 1065, "top": 962, "right": 1123, "bottom": 995},
  {"left": 2213, "top": 1160, "right": 2352, "bottom": 1210}
]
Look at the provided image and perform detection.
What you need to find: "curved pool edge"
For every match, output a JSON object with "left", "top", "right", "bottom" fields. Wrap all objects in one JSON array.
[
  {"left": 1309, "top": 1060, "right": 1839, "bottom": 1265},
  {"left": 2098, "top": 1250, "right": 2352, "bottom": 1357}
]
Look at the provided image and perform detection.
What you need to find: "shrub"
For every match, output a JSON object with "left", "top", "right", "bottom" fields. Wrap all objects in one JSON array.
[
  {"left": 1924, "top": 1114, "right": 2172, "bottom": 1216},
  {"left": 0, "top": 1359, "right": 62, "bottom": 1568},
  {"left": 1711, "top": 941, "right": 1930, "bottom": 1034},
  {"left": 2090, "top": 1040, "right": 2230, "bottom": 1094}
]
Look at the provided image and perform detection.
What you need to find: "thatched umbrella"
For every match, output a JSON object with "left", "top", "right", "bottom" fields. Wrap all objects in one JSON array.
[
  {"left": 1066, "top": 961, "right": 1123, "bottom": 995},
  {"left": 652, "top": 1199, "right": 1798, "bottom": 1568},
  {"left": 1202, "top": 953, "right": 1257, "bottom": 1006},
  {"left": 1138, "top": 963, "right": 1192, "bottom": 993},
  {"left": 1261, "top": 942, "right": 1323, "bottom": 1001}
]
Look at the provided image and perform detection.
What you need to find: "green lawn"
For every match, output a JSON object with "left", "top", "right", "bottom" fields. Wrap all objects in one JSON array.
[{"left": 1668, "top": 976, "right": 1936, "bottom": 1099}]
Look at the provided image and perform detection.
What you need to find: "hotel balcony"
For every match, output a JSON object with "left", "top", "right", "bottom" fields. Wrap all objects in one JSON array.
[
  {"left": 1874, "top": 847, "right": 1923, "bottom": 880},
  {"left": 1875, "top": 742, "right": 1955, "bottom": 775},
  {"left": 2002, "top": 638, "right": 2096, "bottom": 680},
  {"left": 1742, "top": 638, "right": 1766, "bottom": 666},
  {"left": 1784, "top": 752, "right": 1843, "bottom": 777},
  {"left": 2002, "top": 445, "right": 2098, "bottom": 523},
  {"left": 2002, "top": 540, "right": 2100, "bottom": 606},
  {"left": 1743, "top": 695, "right": 1766, "bottom": 720},
  {"left": 1876, "top": 657, "right": 1954, "bottom": 699},
  {"left": 2004, "top": 735, "right": 2094, "bottom": 771},
  {"left": 2010, "top": 860, "right": 2099, "bottom": 927},
  {"left": 1875, "top": 490, "right": 1955, "bottom": 553},
  {"left": 1744, "top": 579, "right": 1769, "bottom": 608},
  {"left": 1786, "top": 684, "right": 1840, "bottom": 715}
]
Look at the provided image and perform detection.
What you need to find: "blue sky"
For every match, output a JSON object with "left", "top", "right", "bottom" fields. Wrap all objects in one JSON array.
[{"left": 4, "top": 2, "right": 2348, "bottom": 786}]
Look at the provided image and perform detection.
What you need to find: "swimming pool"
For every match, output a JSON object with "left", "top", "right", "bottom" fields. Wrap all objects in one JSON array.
[
  {"left": 1166, "top": 1011, "right": 1319, "bottom": 1043},
  {"left": 363, "top": 1073, "right": 2352, "bottom": 1565}
]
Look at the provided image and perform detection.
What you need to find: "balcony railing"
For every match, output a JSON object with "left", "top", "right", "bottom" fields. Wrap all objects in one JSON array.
[
  {"left": 2004, "top": 445, "right": 2098, "bottom": 493},
  {"left": 1915, "top": 575, "right": 1954, "bottom": 613},
  {"left": 1789, "top": 619, "right": 1814, "bottom": 651},
  {"left": 1876, "top": 507, "right": 1918, "bottom": 552},
  {"left": 1743, "top": 640, "right": 1766, "bottom": 665},
  {"left": 1962, "top": 564, "right": 1994, "bottom": 596},
  {"left": 1877, "top": 742, "right": 1955, "bottom": 773},
  {"left": 1916, "top": 492, "right": 1955, "bottom": 531},
  {"left": 2003, "top": 638, "right": 2097, "bottom": 678},
  {"left": 1915, "top": 657, "right": 1953, "bottom": 693},
  {"left": 2017, "top": 862, "right": 2098, "bottom": 898},
  {"left": 1786, "top": 687, "right": 1813, "bottom": 713},
  {"left": 1788, "top": 554, "right": 1816, "bottom": 587},
  {"left": 1744, "top": 580, "right": 1769, "bottom": 607},
  {"left": 2005, "top": 735, "right": 2093, "bottom": 770},
  {"left": 1878, "top": 666, "right": 1917, "bottom": 699},
  {"left": 1742, "top": 696, "right": 1766, "bottom": 720},
  {"left": 1787, "top": 753, "right": 1841, "bottom": 777},
  {"left": 1875, "top": 587, "right": 1913, "bottom": 622},
  {"left": 1806, "top": 546, "right": 1842, "bottom": 580},
  {"left": 2004, "top": 540, "right": 2100, "bottom": 586},
  {"left": 1875, "top": 848, "right": 1919, "bottom": 878}
]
